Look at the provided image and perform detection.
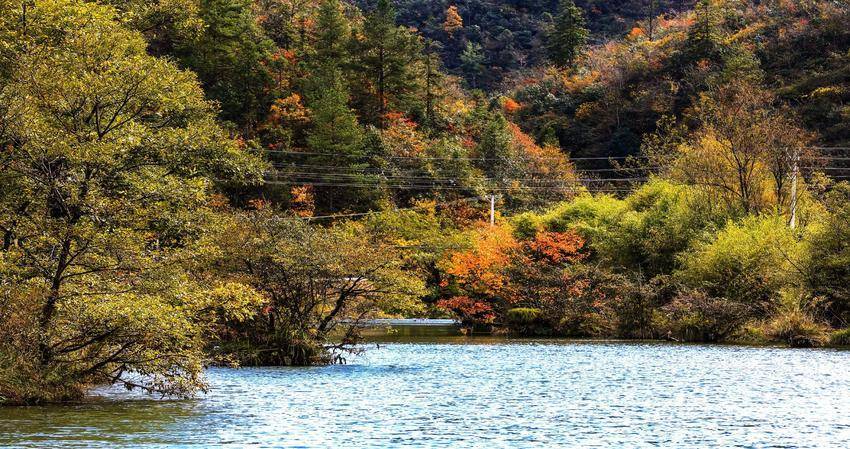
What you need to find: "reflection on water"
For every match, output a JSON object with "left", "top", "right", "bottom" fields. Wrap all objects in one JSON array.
[{"left": 2, "top": 339, "right": 850, "bottom": 448}]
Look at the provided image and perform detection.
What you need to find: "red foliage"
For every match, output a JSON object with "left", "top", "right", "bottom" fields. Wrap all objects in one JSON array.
[
  {"left": 502, "top": 97, "right": 521, "bottom": 114},
  {"left": 522, "top": 231, "right": 587, "bottom": 265},
  {"left": 436, "top": 296, "right": 495, "bottom": 323},
  {"left": 437, "top": 228, "right": 589, "bottom": 326}
]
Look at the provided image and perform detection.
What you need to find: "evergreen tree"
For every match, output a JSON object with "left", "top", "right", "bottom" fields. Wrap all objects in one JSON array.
[
  {"left": 306, "top": 68, "right": 363, "bottom": 157},
  {"left": 314, "top": 0, "right": 351, "bottom": 68},
  {"left": 423, "top": 38, "right": 446, "bottom": 127},
  {"left": 357, "top": 0, "right": 423, "bottom": 128},
  {"left": 460, "top": 42, "right": 485, "bottom": 88},
  {"left": 546, "top": 0, "right": 589, "bottom": 68},
  {"left": 178, "top": 0, "right": 274, "bottom": 132},
  {"left": 476, "top": 113, "right": 514, "bottom": 183},
  {"left": 684, "top": 0, "right": 724, "bottom": 64}
]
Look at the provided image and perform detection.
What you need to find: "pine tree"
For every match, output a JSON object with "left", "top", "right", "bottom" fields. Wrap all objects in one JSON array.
[
  {"left": 178, "top": 0, "right": 274, "bottom": 131},
  {"left": 314, "top": 0, "right": 350, "bottom": 68},
  {"left": 423, "top": 39, "right": 446, "bottom": 126},
  {"left": 306, "top": 68, "right": 362, "bottom": 157},
  {"left": 357, "top": 0, "right": 422, "bottom": 128},
  {"left": 546, "top": 0, "right": 589, "bottom": 68},
  {"left": 460, "top": 42, "right": 485, "bottom": 88},
  {"left": 684, "top": 0, "right": 724, "bottom": 64}
]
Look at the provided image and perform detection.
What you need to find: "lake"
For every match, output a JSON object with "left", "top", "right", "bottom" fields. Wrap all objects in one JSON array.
[{"left": 2, "top": 338, "right": 850, "bottom": 448}]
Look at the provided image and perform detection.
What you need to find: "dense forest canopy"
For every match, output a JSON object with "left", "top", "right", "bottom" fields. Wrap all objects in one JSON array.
[
  {"left": 1, "top": 0, "right": 850, "bottom": 404},
  {"left": 369, "top": 0, "right": 696, "bottom": 88}
]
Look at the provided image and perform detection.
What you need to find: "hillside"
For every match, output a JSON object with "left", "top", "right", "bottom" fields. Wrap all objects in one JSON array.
[
  {"left": 503, "top": 0, "right": 850, "bottom": 168},
  {"left": 357, "top": 0, "right": 696, "bottom": 88}
]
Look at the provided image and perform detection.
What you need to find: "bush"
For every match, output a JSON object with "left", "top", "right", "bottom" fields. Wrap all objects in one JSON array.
[
  {"left": 677, "top": 216, "right": 802, "bottom": 313},
  {"left": 535, "top": 180, "right": 720, "bottom": 276},
  {"left": 806, "top": 182, "right": 850, "bottom": 326},
  {"left": 654, "top": 290, "right": 755, "bottom": 342},
  {"left": 764, "top": 308, "right": 829, "bottom": 348},
  {"left": 548, "top": 265, "right": 619, "bottom": 338},
  {"left": 830, "top": 328, "right": 850, "bottom": 347},
  {"left": 505, "top": 308, "right": 550, "bottom": 336},
  {"left": 506, "top": 307, "right": 544, "bottom": 323},
  {"left": 611, "top": 275, "right": 676, "bottom": 339},
  {"left": 607, "top": 180, "right": 720, "bottom": 275},
  {"left": 539, "top": 194, "right": 626, "bottom": 247}
]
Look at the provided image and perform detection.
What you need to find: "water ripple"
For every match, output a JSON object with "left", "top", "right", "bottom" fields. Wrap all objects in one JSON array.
[{"left": 1, "top": 341, "right": 850, "bottom": 448}]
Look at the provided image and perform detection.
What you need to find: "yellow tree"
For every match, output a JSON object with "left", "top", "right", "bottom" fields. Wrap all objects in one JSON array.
[
  {"left": 0, "top": 0, "right": 265, "bottom": 403},
  {"left": 443, "top": 5, "right": 463, "bottom": 37},
  {"left": 671, "top": 81, "right": 810, "bottom": 215}
]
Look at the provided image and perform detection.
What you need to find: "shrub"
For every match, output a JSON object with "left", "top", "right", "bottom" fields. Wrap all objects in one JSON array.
[
  {"left": 611, "top": 275, "right": 676, "bottom": 339},
  {"left": 506, "top": 307, "right": 544, "bottom": 323},
  {"left": 806, "top": 182, "right": 850, "bottom": 326},
  {"left": 830, "top": 328, "right": 850, "bottom": 347},
  {"left": 539, "top": 194, "right": 626, "bottom": 248},
  {"left": 607, "top": 180, "right": 720, "bottom": 275},
  {"left": 764, "top": 308, "right": 829, "bottom": 348},
  {"left": 677, "top": 216, "right": 802, "bottom": 313},
  {"left": 505, "top": 308, "right": 550, "bottom": 336},
  {"left": 536, "top": 180, "right": 720, "bottom": 276},
  {"left": 654, "top": 290, "right": 754, "bottom": 342}
]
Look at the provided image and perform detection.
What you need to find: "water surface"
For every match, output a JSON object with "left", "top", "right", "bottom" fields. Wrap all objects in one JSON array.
[{"left": 2, "top": 340, "right": 850, "bottom": 448}]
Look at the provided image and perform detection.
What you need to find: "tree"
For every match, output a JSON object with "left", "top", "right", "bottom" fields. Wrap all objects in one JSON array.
[
  {"left": 422, "top": 38, "right": 446, "bottom": 126},
  {"left": 208, "top": 210, "right": 424, "bottom": 365},
  {"left": 299, "top": 66, "right": 386, "bottom": 212},
  {"left": 438, "top": 225, "right": 517, "bottom": 326},
  {"left": 356, "top": 0, "right": 423, "bottom": 128},
  {"left": 671, "top": 81, "right": 809, "bottom": 215},
  {"left": 105, "top": 0, "right": 204, "bottom": 56},
  {"left": 546, "top": 0, "right": 589, "bottom": 68},
  {"left": 0, "top": 0, "right": 265, "bottom": 403},
  {"left": 807, "top": 183, "right": 850, "bottom": 327},
  {"left": 683, "top": 0, "right": 723, "bottom": 64},
  {"left": 314, "top": 0, "right": 351, "bottom": 69},
  {"left": 177, "top": 0, "right": 274, "bottom": 131},
  {"left": 459, "top": 41, "right": 485, "bottom": 88},
  {"left": 443, "top": 5, "right": 463, "bottom": 37},
  {"left": 306, "top": 69, "right": 363, "bottom": 157}
]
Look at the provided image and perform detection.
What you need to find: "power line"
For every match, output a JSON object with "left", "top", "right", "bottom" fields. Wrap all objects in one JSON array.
[
  {"left": 267, "top": 171, "right": 646, "bottom": 183},
  {"left": 268, "top": 163, "right": 654, "bottom": 174},
  {"left": 260, "top": 179, "right": 637, "bottom": 191},
  {"left": 259, "top": 149, "right": 651, "bottom": 162}
]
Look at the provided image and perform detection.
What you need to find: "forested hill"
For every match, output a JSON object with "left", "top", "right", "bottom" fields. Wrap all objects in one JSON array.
[
  {"left": 357, "top": 0, "right": 696, "bottom": 88},
  {"left": 505, "top": 0, "right": 850, "bottom": 163}
]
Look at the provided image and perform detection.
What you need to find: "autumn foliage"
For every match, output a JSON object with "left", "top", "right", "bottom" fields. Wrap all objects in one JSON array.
[{"left": 437, "top": 225, "right": 592, "bottom": 328}]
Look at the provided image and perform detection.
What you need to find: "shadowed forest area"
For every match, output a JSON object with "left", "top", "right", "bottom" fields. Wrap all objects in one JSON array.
[{"left": 1, "top": 0, "right": 850, "bottom": 404}]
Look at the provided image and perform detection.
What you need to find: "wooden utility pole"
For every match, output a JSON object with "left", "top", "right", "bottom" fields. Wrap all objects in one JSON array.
[
  {"left": 789, "top": 148, "right": 799, "bottom": 229},
  {"left": 489, "top": 194, "right": 495, "bottom": 226}
]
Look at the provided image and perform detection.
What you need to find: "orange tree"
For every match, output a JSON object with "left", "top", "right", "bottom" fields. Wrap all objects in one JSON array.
[{"left": 437, "top": 224, "right": 605, "bottom": 332}]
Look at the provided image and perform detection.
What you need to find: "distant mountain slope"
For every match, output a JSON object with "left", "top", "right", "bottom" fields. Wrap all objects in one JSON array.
[{"left": 356, "top": 0, "right": 695, "bottom": 88}]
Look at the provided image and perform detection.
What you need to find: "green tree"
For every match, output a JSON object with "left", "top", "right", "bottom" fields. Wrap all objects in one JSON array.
[
  {"left": 684, "top": 0, "right": 724, "bottom": 64},
  {"left": 306, "top": 68, "right": 363, "bottom": 159},
  {"left": 546, "top": 0, "right": 589, "bottom": 68},
  {"left": 106, "top": 0, "right": 205, "bottom": 56},
  {"left": 356, "top": 0, "right": 423, "bottom": 127},
  {"left": 177, "top": 0, "right": 274, "bottom": 131},
  {"left": 208, "top": 210, "right": 424, "bottom": 365},
  {"left": 0, "top": 0, "right": 265, "bottom": 403},
  {"left": 314, "top": 0, "right": 351, "bottom": 70},
  {"left": 459, "top": 41, "right": 485, "bottom": 88},
  {"left": 807, "top": 183, "right": 850, "bottom": 327}
]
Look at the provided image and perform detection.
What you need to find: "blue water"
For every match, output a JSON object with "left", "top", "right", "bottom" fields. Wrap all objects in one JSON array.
[{"left": 2, "top": 340, "right": 850, "bottom": 448}]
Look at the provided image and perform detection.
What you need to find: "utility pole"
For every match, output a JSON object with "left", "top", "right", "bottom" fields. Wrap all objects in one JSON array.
[
  {"left": 489, "top": 194, "right": 495, "bottom": 227},
  {"left": 789, "top": 148, "right": 799, "bottom": 229}
]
